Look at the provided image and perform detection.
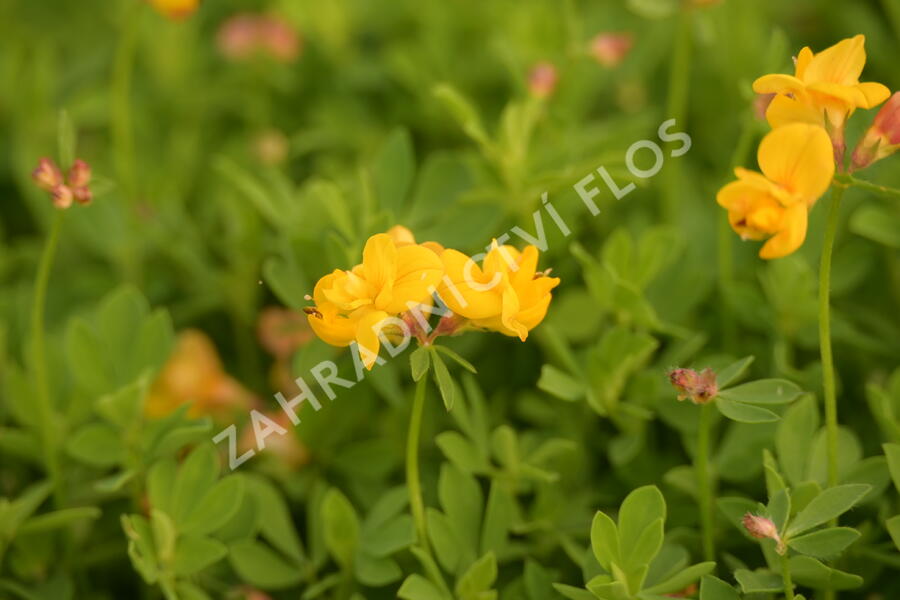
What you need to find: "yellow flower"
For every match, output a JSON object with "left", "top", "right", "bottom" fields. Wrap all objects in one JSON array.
[
  {"left": 753, "top": 35, "right": 890, "bottom": 134},
  {"left": 146, "top": 330, "right": 255, "bottom": 422},
  {"left": 147, "top": 0, "right": 200, "bottom": 20},
  {"left": 386, "top": 224, "right": 445, "bottom": 254},
  {"left": 717, "top": 123, "right": 834, "bottom": 259},
  {"left": 437, "top": 243, "right": 559, "bottom": 340},
  {"left": 306, "top": 233, "right": 444, "bottom": 368}
]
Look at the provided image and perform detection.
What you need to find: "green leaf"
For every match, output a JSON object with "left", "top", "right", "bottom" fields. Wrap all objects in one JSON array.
[
  {"left": 618, "top": 485, "right": 666, "bottom": 564},
  {"left": 537, "top": 365, "right": 584, "bottom": 401},
  {"left": 372, "top": 128, "right": 415, "bottom": 216},
  {"left": 411, "top": 346, "right": 431, "bottom": 382},
  {"left": 354, "top": 553, "right": 402, "bottom": 586},
  {"left": 438, "top": 464, "right": 482, "bottom": 566},
  {"left": 625, "top": 518, "right": 664, "bottom": 568},
  {"left": 65, "top": 423, "right": 123, "bottom": 468},
  {"left": 849, "top": 204, "right": 900, "bottom": 248},
  {"left": 590, "top": 511, "right": 619, "bottom": 571},
  {"left": 455, "top": 552, "right": 497, "bottom": 598},
  {"left": 734, "top": 569, "right": 782, "bottom": 593},
  {"left": 886, "top": 515, "right": 900, "bottom": 551},
  {"left": 715, "top": 356, "right": 755, "bottom": 389},
  {"left": 427, "top": 508, "right": 461, "bottom": 573},
  {"left": 18, "top": 507, "right": 101, "bottom": 535},
  {"left": 552, "top": 584, "right": 598, "bottom": 600},
  {"left": 699, "top": 575, "right": 740, "bottom": 600},
  {"left": 171, "top": 444, "right": 220, "bottom": 524},
  {"left": 787, "top": 527, "right": 860, "bottom": 559},
  {"left": 884, "top": 443, "right": 900, "bottom": 493},
  {"left": 181, "top": 475, "right": 245, "bottom": 536},
  {"left": 147, "top": 459, "right": 177, "bottom": 515},
  {"left": 767, "top": 487, "right": 791, "bottom": 533},
  {"left": 96, "top": 376, "right": 150, "bottom": 428},
  {"left": 788, "top": 556, "right": 863, "bottom": 590},
  {"left": 436, "top": 432, "right": 489, "bottom": 473},
  {"left": 777, "top": 396, "right": 819, "bottom": 485},
  {"left": 228, "top": 539, "right": 304, "bottom": 589},
  {"left": 786, "top": 484, "right": 870, "bottom": 536},
  {"left": 398, "top": 575, "right": 446, "bottom": 600},
  {"left": 433, "top": 345, "right": 477, "bottom": 374},
  {"left": 322, "top": 488, "right": 360, "bottom": 569},
  {"left": 643, "top": 561, "right": 715, "bottom": 594},
  {"left": 431, "top": 349, "right": 455, "bottom": 411},
  {"left": 171, "top": 535, "right": 227, "bottom": 575},
  {"left": 717, "top": 379, "right": 802, "bottom": 405},
  {"left": 715, "top": 398, "right": 779, "bottom": 423}
]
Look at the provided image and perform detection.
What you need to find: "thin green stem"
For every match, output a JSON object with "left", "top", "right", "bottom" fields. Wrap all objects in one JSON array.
[
  {"left": 661, "top": 6, "right": 694, "bottom": 222},
  {"left": 112, "top": 2, "right": 140, "bottom": 201},
  {"left": 837, "top": 174, "right": 900, "bottom": 199},
  {"left": 31, "top": 210, "right": 65, "bottom": 506},
  {"left": 818, "top": 184, "right": 845, "bottom": 494},
  {"left": 696, "top": 403, "right": 715, "bottom": 563},
  {"left": 780, "top": 553, "right": 795, "bottom": 600},
  {"left": 406, "top": 376, "right": 430, "bottom": 555}
]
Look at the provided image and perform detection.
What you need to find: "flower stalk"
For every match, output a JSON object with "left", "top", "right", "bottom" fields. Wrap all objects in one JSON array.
[
  {"left": 696, "top": 403, "right": 715, "bottom": 562},
  {"left": 406, "top": 375, "right": 430, "bottom": 554}
]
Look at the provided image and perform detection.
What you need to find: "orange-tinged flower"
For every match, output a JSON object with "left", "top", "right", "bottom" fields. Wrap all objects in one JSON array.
[
  {"left": 717, "top": 123, "right": 834, "bottom": 259},
  {"left": 753, "top": 35, "right": 890, "bottom": 153},
  {"left": 306, "top": 233, "right": 444, "bottom": 368},
  {"left": 145, "top": 329, "right": 255, "bottom": 422},
  {"left": 436, "top": 243, "right": 559, "bottom": 341},
  {"left": 668, "top": 367, "right": 718, "bottom": 404},
  {"left": 528, "top": 61, "right": 558, "bottom": 98},
  {"left": 217, "top": 14, "right": 301, "bottom": 63},
  {"left": 148, "top": 0, "right": 200, "bottom": 20},
  {"left": 257, "top": 307, "right": 313, "bottom": 359},
  {"left": 851, "top": 91, "right": 900, "bottom": 170},
  {"left": 31, "top": 157, "right": 93, "bottom": 209},
  {"left": 589, "top": 33, "right": 633, "bottom": 68}
]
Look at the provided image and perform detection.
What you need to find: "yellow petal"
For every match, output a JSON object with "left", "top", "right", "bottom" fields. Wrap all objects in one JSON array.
[
  {"left": 759, "top": 203, "right": 808, "bottom": 259},
  {"left": 361, "top": 233, "right": 398, "bottom": 289},
  {"left": 386, "top": 225, "right": 416, "bottom": 246},
  {"left": 437, "top": 249, "right": 502, "bottom": 319},
  {"left": 381, "top": 244, "right": 444, "bottom": 313},
  {"left": 752, "top": 74, "right": 805, "bottom": 96},
  {"left": 803, "top": 35, "right": 865, "bottom": 86},
  {"left": 855, "top": 81, "right": 891, "bottom": 108},
  {"left": 795, "top": 47, "right": 814, "bottom": 79},
  {"left": 765, "top": 94, "right": 824, "bottom": 128},
  {"left": 757, "top": 123, "right": 834, "bottom": 202},
  {"left": 355, "top": 309, "right": 389, "bottom": 370},
  {"left": 308, "top": 310, "right": 357, "bottom": 347}
]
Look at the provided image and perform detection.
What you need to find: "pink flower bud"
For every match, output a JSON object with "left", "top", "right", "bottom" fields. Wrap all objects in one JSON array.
[
  {"left": 259, "top": 17, "right": 301, "bottom": 63},
  {"left": 589, "top": 33, "right": 633, "bottom": 68},
  {"left": 851, "top": 91, "right": 900, "bottom": 170},
  {"left": 217, "top": 15, "right": 262, "bottom": 61},
  {"left": 667, "top": 367, "right": 718, "bottom": 404},
  {"left": 753, "top": 93, "right": 775, "bottom": 121},
  {"left": 528, "top": 61, "right": 558, "bottom": 99},
  {"left": 32, "top": 157, "right": 63, "bottom": 192},
  {"left": 742, "top": 513, "right": 786, "bottom": 554},
  {"left": 73, "top": 186, "right": 93, "bottom": 205},
  {"left": 67, "top": 159, "right": 92, "bottom": 188},
  {"left": 51, "top": 184, "right": 74, "bottom": 209}
]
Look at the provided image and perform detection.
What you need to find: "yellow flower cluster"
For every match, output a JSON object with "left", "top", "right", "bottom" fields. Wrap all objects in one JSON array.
[
  {"left": 305, "top": 227, "right": 560, "bottom": 369},
  {"left": 718, "top": 35, "right": 891, "bottom": 259}
]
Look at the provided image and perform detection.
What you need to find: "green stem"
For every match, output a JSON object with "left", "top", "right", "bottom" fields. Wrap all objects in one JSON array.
[
  {"left": 837, "top": 174, "right": 900, "bottom": 199},
  {"left": 780, "top": 553, "right": 795, "bottom": 600},
  {"left": 406, "top": 376, "right": 430, "bottom": 554},
  {"left": 818, "top": 184, "right": 845, "bottom": 494},
  {"left": 696, "top": 403, "right": 715, "bottom": 562},
  {"left": 31, "top": 211, "right": 65, "bottom": 506},
  {"left": 661, "top": 5, "right": 694, "bottom": 221},
  {"left": 112, "top": 2, "right": 140, "bottom": 201}
]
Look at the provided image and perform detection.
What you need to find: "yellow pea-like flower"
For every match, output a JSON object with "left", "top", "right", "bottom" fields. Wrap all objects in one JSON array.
[
  {"left": 147, "top": 0, "right": 200, "bottom": 20},
  {"left": 437, "top": 243, "right": 560, "bottom": 341},
  {"left": 306, "top": 233, "right": 444, "bottom": 368},
  {"left": 753, "top": 35, "right": 890, "bottom": 134},
  {"left": 717, "top": 123, "right": 834, "bottom": 259}
]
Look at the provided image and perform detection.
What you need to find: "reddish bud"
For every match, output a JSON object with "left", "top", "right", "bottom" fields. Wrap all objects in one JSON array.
[
  {"left": 51, "top": 184, "right": 74, "bottom": 209},
  {"left": 590, "top": 33, "right": 633, "bottom": 68},
  {"left": 742, "top": 513, "right": 786, "bottom": 554},
  {"left": 667, "top": 367, "right": 718, "bottom": 404},
  {"left": 32, "top": 157, "right": 63, "bottom": 191},
  {"left": 851, "top": 91, "right": 900, "bottom": 170},
  {"left": 528, "top": 61, "right": 558, "bottom": 99},
  {"left": 754, "top": 93, "right": 775, "bottom": 121},
  {"left": 67, "top": 159, "right": 92, "bottom": 188}
]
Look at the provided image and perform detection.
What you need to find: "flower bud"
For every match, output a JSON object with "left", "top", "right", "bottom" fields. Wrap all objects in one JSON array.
[
  {"left": 148, "top": 0, "right": 200, "bottom": 20},
  {"left": 73, "top": 186, "right": 93, "bottom": 205},
  {"left": 528, "top": 62, "right": 558, "bottom": 99},
  {"left": 851, "top": 91, "right": 900, "bottom": 170},
  {"left": 51, "top": 185, "right": 74, "bottom": 209},
  {"left": 589, "top": 33, "right": 633, "bottom": 68},
  {"left": 67, "top": 159, "right": 92, "bottom": 189},
  {"left": 32, "top": 157, "right": 63, "bottom": 191},
  {"left": 667, "top": 367, "right": 718, "bottom": 404},
  {"left": 742, "top": 513, "right": 786, "bottom": 554}
]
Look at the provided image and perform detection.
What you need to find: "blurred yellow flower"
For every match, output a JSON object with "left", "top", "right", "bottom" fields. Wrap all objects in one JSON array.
[
  {"left": 146, "top": 329, "right": 255, "bottom": 421},
  {"left": 306, "top": 233, "right": 444, "bottom": 368},
  {"left": 148, "top": 0, "right": 200, "bottom": 20},
  {"left": 437, "top": 243, "right": 559, "bottom": 340},
  {"left": 717, "top": 123, "right": 834, "bottom": 259},
  {"left": 753, "top": 35, "right": 889, "bottom": 135}
]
